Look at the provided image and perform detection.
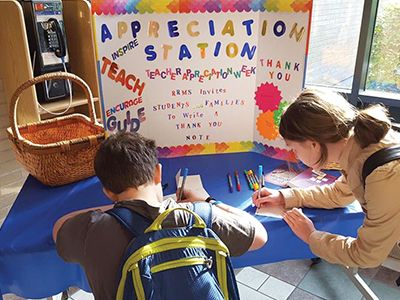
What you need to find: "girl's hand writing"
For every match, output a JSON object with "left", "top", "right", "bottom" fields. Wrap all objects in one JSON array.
[{"left": 252, "top": 187, "right": 285, "bottom": 208}]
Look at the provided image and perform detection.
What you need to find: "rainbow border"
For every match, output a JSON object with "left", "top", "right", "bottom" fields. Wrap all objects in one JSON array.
[
  {"left": 92, "top": 0, "right": 312, "bottom": 15},
  {"left": 157, "top": 141, "right": 297, "bottom": 162}
]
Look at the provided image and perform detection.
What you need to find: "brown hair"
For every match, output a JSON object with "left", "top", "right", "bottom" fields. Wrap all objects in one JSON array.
[
  {"left": 94, "top": 131, "right": 158, "bottom": 194},
  {"left": 279, "top": 89, "right": 391, "bottom": 166}
]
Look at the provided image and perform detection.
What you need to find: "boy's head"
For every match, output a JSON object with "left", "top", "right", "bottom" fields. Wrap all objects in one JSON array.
[{"left": 94, "top": 131, "right": 159, "bottom": 196}]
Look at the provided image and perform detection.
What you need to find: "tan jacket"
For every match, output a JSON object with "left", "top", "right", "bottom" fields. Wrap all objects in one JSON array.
[{"left": 280, "top": 130, "right": 400, "bottom": 268}]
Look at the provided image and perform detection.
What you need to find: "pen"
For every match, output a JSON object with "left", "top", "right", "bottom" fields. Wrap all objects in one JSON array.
[
  {"left": 234, "top": 170, "right": 241, "bottom": 191},
  {"left": 243, "top": 170, "right": 253, "bottom": 189},
  {"left": 258, "top": 165, "right": 263, "bottom": 198},
  {"left": 227, "top": 173, "right": 233, "bottom": 193},
  {"left": 178, "top": 168, "right": 188, "bottom": 202}
]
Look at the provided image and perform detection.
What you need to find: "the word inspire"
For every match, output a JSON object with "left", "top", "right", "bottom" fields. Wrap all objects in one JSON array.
[{"left": 111, "top": 39, "right": 139, "bottom": 61}]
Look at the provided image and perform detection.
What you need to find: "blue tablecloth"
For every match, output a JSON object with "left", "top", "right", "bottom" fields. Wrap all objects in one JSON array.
[{"left": 0, "top": 152, "right": 364, "bottom": 298}]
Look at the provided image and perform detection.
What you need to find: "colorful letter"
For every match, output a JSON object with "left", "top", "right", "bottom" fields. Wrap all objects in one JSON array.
[
  {"left": 222, "top": 20, "right": 234, "bottom": 36},
  {"left": 148, "top": 21, "right": 160, "bottom": 37},
  {"left": 187, "top": 21, "right": 199, "bottom": 37},
  {"left": 168, "top": 20, "right": 179, "bottom": 37},
  {"left": 145, "top": 45, "right": 157, "bottom": 61},
  {"left": 131, "top": 21, "right": 141, "bottom": 38},
  {"left": 179, "top": 44, "right": 192, "bottom": 60},
  {"left": 118, "top": 22, "right": 127, "bottom": 38},
  {"left": 101, "top": 24, "right": 112, "bottom": 42}
]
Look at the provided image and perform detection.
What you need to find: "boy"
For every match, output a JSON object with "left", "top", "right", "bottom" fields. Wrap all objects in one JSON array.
[{"left": 53, "top": 132, "right": 268, "bottom": 299}]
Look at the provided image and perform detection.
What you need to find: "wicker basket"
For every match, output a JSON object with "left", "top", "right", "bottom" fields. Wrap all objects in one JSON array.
[{"left": 7, "top": 72, "right": 105, "bottom": 186}]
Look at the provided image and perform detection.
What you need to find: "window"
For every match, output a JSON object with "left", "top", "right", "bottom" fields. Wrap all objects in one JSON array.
[
  {"left": 366, "top": 0, "right": 400, "bottom": 96},
  {"left": 306, "top": 1, "right": 364, "bottom": 90},
  {"left": 305, "top": 0, "right": 400, "bottom": 109}
]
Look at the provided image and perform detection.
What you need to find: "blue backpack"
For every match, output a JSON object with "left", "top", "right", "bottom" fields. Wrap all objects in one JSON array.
[{"left": 107, "top": 202, "right": 240, "bottom": 300}]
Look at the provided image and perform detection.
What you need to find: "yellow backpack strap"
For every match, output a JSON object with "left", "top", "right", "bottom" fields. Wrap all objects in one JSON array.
[{"left": 145, "top": 207, "right": 206, "bottom": 233}]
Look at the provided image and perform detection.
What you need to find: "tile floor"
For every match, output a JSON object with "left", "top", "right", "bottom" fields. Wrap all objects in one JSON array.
[{"left": 3, "top": 259, "right": 400, "bottom": 300}]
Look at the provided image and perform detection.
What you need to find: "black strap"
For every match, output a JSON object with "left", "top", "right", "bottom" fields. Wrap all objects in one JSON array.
[
  {"left": 106, "top": 207, "right": 152, "bottom": 237},
  {"left": 362, "top": 145, "right": 400, "bottom": 187}
]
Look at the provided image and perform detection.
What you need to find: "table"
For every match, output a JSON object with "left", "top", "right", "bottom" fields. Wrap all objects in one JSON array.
[{"left": 0, "top": 152, "right": 365, "bottom": 298}]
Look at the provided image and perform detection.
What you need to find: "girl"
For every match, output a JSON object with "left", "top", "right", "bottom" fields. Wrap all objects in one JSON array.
[{"left": 253, "top": 89, "right": 400, "bottom": 268}]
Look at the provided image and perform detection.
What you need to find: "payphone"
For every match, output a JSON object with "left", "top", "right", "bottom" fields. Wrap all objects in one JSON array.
[{"left": 21, "top": 0, "right": 70, "bottom": 102}]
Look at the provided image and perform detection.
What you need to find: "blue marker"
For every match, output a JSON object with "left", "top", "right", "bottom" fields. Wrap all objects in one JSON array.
[
  {"left": 258, "top": 165, "right": 263, "bottom": 199},
  {"left": 178, "top": 168, "right": 188, "bottom": 202}
]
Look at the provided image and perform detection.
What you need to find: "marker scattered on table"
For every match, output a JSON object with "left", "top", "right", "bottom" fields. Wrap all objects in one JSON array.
[
  {"left": 248, "top": 170, "right": 259, "bottom": 190},
  {"left": 251, "top": 170, "right": 260, "bottom": 190},
  {"left": 227, "top": 173, "right": 234, "bottom": 193},
  {"left": 234, "top": 170, "right": 241, "bottom": 191},
  {"left": 244, "top": 170, "right": 253, "bottom": 190}
]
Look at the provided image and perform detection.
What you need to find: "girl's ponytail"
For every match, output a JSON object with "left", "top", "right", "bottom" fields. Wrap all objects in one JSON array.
[{"left": 353, "top": 104, "right": 391, "bottom": 148}]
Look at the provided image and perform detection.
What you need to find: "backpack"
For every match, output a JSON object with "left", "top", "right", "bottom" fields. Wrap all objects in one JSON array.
[
  {"left": 362, "top": 145, "right": 400, "bottom": 187},
  {"left": 107, "top": 202, "right": 240, "bottom": 300},
  {"left": 362, "top": 145, "right": 400, "bottom": 288}
]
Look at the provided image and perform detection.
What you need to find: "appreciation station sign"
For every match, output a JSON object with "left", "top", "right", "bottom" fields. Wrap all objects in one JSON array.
[{"left": 91, "top": 0, "right": 312, "bottom": 159}]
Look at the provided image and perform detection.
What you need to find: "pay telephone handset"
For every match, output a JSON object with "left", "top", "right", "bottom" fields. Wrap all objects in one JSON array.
[
  {"left": 41, "top": 18, "right": 67, "bottom": 59},
  {"left": 22, "top": 0, "right": 71, "bottom": 102},
  {"left": 31, "top": 0, "right": 69, "bottom": 68}
]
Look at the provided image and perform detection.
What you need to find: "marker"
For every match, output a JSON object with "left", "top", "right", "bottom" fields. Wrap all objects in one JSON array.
[
  {"left": 247, "top": 170, "right": 259, "bottom": 190},
  {"left": 248, "top": 170, "right": 259, "bottom": 190},
  {"left": 234, "top": 170, "right": 241, "bottom": 191},
  {"left": 227, "top": 173, "right": 234, "bottom": 193},
  {"left": 251, "top": 170, "right": 260, "bottom": 190},
  {"left": 243, "top": 170, "right": 253, "bottom": 189},
  {"left": 258, "top": 165, "right": 263, "bottom": 199},
  {"left": 178, "top": 168, "right": 188, "bottom": 202}
]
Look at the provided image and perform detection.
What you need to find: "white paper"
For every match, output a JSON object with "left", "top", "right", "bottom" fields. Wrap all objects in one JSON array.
[
  {"left": 176, "top": 169, "right": 204, "bottom": 194},
  {"left": 256, "top": 204, "right": 287, "bottom": 219},
  {"left": 160, "top": 196, "right": 176, "bottom": 211},
  {"left": 163, "top": 193, "right": 176, "bottom": 201}
]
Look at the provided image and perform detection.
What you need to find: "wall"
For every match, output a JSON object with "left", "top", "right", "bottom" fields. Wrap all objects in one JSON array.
[{"left": 0, "top": 78, "right": 28, "bottom": 226}]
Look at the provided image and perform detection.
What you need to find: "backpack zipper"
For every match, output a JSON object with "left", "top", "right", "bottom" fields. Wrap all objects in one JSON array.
[
  {"left": 150, "top": 256, "right": 213, "bottom": 274},
  {"left": 117, "top": 237, "right": 231, "bottom": 300}
]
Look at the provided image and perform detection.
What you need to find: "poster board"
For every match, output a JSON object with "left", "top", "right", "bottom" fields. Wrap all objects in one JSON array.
[{"left": 91, "top": 0, "right": 312, "bottom": 159}]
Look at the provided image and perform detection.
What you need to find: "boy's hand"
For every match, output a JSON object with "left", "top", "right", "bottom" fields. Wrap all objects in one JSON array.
[
  {"left": 252, "top": 188, "right": 285, "bottom": 208},
  {"left": 176, "top": 187, "right": 210, "bottom": 203}
]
